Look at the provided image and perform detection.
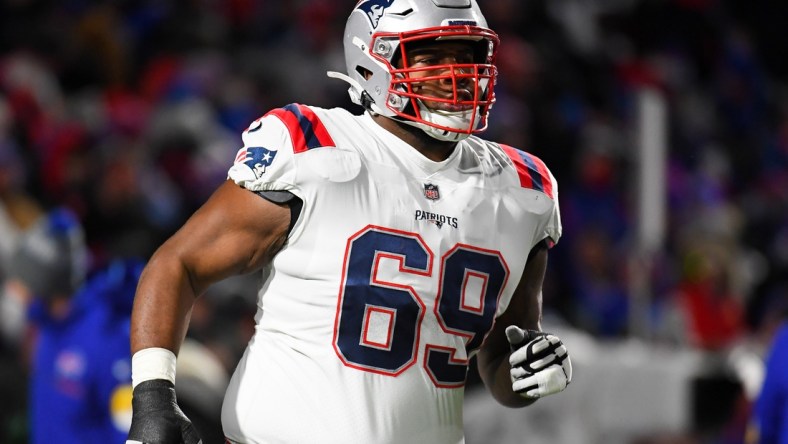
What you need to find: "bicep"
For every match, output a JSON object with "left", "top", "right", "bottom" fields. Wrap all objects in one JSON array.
[
  {"left": 160, "top": 179, "right": 291, "bottom": 294},
  {"left": 130, "top": 180, "right": 291, "bottom": 353}
]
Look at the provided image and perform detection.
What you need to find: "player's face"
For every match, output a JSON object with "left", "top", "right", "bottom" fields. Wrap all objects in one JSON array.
[{"left": 400, "top": 40, "right": 480, "bottom": 113}]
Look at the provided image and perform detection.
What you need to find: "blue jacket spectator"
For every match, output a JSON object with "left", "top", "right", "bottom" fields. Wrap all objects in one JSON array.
[{"left": 8, "top": 208, "right": 143, "bottom": 444}]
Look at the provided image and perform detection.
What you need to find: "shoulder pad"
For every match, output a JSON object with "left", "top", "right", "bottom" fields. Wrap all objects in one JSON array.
[
  {"left": 264, "top": 103, "right": 336, "bottom": 153},
  {"left": 500, "top": 144, "right": 555, "bottom": 199}
]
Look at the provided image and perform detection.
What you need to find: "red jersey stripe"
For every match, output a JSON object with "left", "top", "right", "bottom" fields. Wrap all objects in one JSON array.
[
  {"left": 500, "top": 144, "right": 554, "bottom": 199},
  {"left": 265, "top": 103, "right": 336, "bottom": 153}
]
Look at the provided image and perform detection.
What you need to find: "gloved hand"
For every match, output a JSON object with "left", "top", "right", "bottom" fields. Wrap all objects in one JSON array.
[
  {"left": 126, "top": 379, "right": 202, "bottom": 444},
  {"left": 505, "top": 326, "right": 572, "bottom": 399}
]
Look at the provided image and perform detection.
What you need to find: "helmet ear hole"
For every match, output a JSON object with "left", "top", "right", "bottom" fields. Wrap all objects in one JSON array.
[{"left": 355, "top": 66, "right": 373, "bottom": 80}]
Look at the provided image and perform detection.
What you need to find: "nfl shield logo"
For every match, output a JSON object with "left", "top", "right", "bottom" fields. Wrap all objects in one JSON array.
[{"left": 424, "top": 183, "right": 440, "bottom": 201}]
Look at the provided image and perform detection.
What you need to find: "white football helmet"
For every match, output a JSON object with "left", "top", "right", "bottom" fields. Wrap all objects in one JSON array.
[{"left": 328, "top": 0, "right": 499, "bottom": 142}]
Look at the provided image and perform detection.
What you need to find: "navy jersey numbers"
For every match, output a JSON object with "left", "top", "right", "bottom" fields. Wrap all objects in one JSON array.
[{"left": 333, "top": 225, "right": 509, "bottom": 388}]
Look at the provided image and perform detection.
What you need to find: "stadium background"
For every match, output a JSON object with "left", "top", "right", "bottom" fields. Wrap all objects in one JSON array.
[{"left": 0, "top": 0, "right": 786, "bottom": 443}]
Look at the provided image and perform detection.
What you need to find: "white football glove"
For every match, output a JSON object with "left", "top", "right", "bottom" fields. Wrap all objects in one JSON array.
[{"left": 505, "top": 326, "right": 573, "bottom": 399}]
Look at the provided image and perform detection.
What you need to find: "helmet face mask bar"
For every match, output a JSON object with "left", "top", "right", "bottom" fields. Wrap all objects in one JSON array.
[
  {"left": 375, "top": 26, "right": 499, "bottom": 139},
  {"left": 329, "top": 0, "right": 500, "bottom": 142}
]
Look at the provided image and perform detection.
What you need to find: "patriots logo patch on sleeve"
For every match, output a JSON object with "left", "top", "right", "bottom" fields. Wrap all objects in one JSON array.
[{"left": 234, "top": 146, "right": 278, "bottom": 179}]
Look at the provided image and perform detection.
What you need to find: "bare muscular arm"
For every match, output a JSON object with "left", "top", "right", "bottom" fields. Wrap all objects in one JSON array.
[
  {"left": 130, "top": 180, "right": 291, "bottom": 355},
  {"left": 475, "top": 241, "right": 549, "bottom": 407}
]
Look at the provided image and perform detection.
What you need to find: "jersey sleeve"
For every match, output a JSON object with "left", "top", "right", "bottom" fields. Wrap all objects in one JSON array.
[
  {"left": 543, "top": 167, "right": 562, "bottom": 248},
  {"left": 500, "top": 144, "right": 563, "bottom": 248},
  {"left": 227, "top": 103, "right": 338, "bottom": 197},
  {"left": 227, "top": 113, "right": 299, "bottom": 194}
]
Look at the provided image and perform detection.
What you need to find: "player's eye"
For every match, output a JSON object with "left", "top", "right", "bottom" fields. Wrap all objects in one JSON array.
[
  {"left": 414, "top": 52, "right": 474, "bottom": 66},
  {"left": 455, "top": 53, "right": 474, "bottom": 64},
  {"left": 412, "top": 55, "right": 437, "bottom": 65}
]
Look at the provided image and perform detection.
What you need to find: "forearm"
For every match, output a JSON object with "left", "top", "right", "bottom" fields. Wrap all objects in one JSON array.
[
  {"left": 478, "top": 351, "right": 537, "bottom": 408},
  {"left": 477, "top": 242, "right": 548, "bottom": 406},
  {"left": 130, "top": 249, "right": 200, "bottom": 356}
]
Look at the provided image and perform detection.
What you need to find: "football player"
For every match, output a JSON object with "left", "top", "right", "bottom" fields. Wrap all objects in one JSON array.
[{"left": 126, "top": 1, "right": 572, "bottom": 443}]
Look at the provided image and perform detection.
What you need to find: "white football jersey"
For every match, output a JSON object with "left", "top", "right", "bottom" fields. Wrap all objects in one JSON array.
[{"left": 222, "top": 104, "right": 561, "bottom": 444}]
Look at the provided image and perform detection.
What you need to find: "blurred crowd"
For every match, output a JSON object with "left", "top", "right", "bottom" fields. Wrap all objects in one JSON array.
[{"left": 0, "top": 0, "right": 786, "bottom": 443}]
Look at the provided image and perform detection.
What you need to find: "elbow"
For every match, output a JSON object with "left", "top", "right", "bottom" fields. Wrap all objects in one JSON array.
[{"left": 144, "top": 246, "right": 202, "bottom": 300}]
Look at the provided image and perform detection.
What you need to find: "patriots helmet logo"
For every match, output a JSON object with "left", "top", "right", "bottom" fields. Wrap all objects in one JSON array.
[
  {"left": 235, "top": 146, "right": 278, "bottom": 179},
  {"left": 356, "top": 0, "right": 395, "bottom": 29}
]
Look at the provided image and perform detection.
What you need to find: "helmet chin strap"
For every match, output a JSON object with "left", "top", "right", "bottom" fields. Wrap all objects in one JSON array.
[
  {"left": 401, "top": 119, "right": 470, "bottom": 142},
  {"left": 401, "top": 99, "right": 480, "bottom": 142}
]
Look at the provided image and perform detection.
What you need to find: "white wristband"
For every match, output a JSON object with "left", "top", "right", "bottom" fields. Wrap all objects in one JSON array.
[{"left": 131, "top": 347, "right": 177, "bottom": 388}]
